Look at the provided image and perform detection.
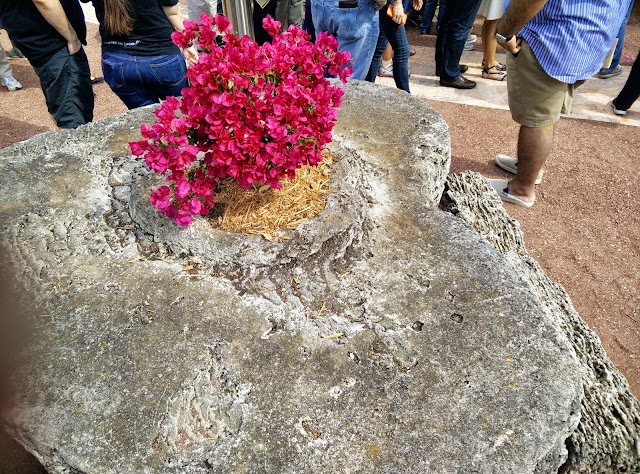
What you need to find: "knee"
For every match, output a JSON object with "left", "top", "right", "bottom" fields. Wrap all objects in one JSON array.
[{"left": 394, "top": 41, "right": 410, "bottom": 60}]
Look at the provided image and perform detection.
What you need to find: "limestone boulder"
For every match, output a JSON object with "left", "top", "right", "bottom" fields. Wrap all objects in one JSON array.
[
  {"left": 0, "top": 81, "right": 634, "bottom": 473},
  {"left": 441, "top": 173, "right": 640, "bottom": 473}
]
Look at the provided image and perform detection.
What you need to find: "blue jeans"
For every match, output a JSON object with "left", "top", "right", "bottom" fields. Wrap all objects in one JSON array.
[
  {"left": 102, "top": 51, "right": 187, "bottom": 110},
  {"left": 434, "top": 0, "right": 482, "bottom": 80},
  {"left": 311, "top": 0, "right": 379, "bottom": 80},
  {"left": 365, "top": 5, "right": 411, "bottom": 93},
  {"left": 600, "top": 0, "right": 635, "bottom": 74},
  {"left": 420, "top": 0, "right": 446, "bottom": 34}
]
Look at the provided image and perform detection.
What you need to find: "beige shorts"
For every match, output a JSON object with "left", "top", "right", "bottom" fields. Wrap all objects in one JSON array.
[{"left": 506, "top": 39, "right": 584, "bottom": 127}]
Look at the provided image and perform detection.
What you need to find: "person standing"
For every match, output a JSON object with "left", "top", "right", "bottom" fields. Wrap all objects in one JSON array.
[
  {"left": 611, "top": 51, "right": 639, "bottom": 116},
  {"left": 0, "top": 0, "right": 93, "bottom": 128},
  {"left": 253, "top": 0, "right": 278, "bottom": 44},
  {"left": 276, "top": 0, "right": 305, "bottom": 30},
  {"left": 0, "top": 47, "right": 22, "bottom": 91},
  {"left": 366, "top": 0, "right": 423, "bottom": 93},
  {"left": 303, "top": 0, "right": 316, "bottom": 41},
  {"left": 254, "top": 0, "right": 305, "bottom": 44},
  {"left": 419, "top": 0, "right": 444, "bottom": 36},
  {"left": 434, "top": 0, "right": 483, "bottom": 89},
  {"left": 311, "top": 0, "right": 386, "bottom": 80},
  {"left": 83, "top": 0, "right": 197, "bottom": 110},
  {"left": 186, "top": 0, "right": 222, "bottom": 22},
  {"left": 478, "top": 0, "right": 506, "bottom": 81},
  {"left": 598, "top": 0, "right": 635, "bottom": 79},
  {"left": 490, "top": 0, "right": 632, "bottom": 208}
]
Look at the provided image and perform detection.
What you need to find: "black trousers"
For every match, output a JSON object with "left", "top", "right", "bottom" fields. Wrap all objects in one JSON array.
[
  {"left": 253, "top": 0, "right": 278, "bottom": 45},
  {"left": 33, "top": 46, "right": 94, "bottom": 129},
  {"left": 613, "top": 50, "right": 640, "bottom": 111}
]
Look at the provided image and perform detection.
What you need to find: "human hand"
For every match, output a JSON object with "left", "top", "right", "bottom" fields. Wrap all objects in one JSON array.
[
  {"left": 412, "top": 0, "right": 423, "bottom": 11},
  {"left": 499, "top": 36, "right": 521, "bottom": 55},
  {"left": 182, "top": 45, "right": 199, "bottom": 67},
  {"left": 67, "top": 38, "right": 81, "bottom": 54},
  {"left": 392, "top": 0, "right": 405, "bottom": 24}
]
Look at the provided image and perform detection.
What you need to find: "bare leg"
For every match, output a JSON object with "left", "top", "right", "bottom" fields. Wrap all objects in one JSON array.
[
  {"left": 382, "top": 43, "right": 393, "bottom": 62},
  {"left": 481, "top": 19, "right": 499, "bottom": 68},
  {"left": 508, "top": 124, "right": 555, "bottom": 202}
]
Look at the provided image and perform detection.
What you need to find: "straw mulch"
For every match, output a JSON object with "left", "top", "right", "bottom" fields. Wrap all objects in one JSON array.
[{"left": 211, "top": 151, "right": 333, "bottom": 240}]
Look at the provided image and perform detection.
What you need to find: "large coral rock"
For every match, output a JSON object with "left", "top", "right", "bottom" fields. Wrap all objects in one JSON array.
[
  {"left": 0, "top": 81, "right": 635, "bottom": 473},
  {"left": 441, "top": 172, "right": 640, "bottom": 473}
]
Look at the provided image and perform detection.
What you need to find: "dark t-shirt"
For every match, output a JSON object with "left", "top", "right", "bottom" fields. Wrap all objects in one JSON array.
[
  {"left": 0, "top": 0, "right": 87, "bottom": 68},
  {"left": 87, "top": 0, "right": 180, "bottom": 56}
]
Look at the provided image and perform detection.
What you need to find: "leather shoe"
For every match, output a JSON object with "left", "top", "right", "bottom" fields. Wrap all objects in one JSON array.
[
  {"left": 460, "top": 64, "right": 468, "bottom": 73},
  {"left": 440, "top": 75, "right": 476, "bottom": 89}
]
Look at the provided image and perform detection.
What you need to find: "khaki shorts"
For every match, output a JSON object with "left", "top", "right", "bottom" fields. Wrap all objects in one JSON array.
[{"left": 506, "top": 39, "right": 585, "bottom": 127}]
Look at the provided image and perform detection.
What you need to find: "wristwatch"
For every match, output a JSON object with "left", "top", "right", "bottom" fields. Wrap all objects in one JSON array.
[{"left": 495, "top": 32, "right": 513, "bottom": 44}]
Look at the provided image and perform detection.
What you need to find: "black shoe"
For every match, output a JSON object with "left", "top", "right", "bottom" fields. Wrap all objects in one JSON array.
[
  {"left": 460, "top": 64, "right": 468, "bottom": 73},
  {"left": 90, "top": 76, "right": 105, "bottom": 85},
  {"left": 440, "top": 75, "right": 476, "bottom": 89}
]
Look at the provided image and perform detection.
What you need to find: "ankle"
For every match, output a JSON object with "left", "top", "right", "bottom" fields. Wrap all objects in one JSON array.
[{"left": 508, "top": 180, "right": 536, "bottom": 201}]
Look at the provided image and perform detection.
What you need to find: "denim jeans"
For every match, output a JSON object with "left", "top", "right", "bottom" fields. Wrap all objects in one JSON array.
[
  {"left": 311, "top": 0, "right": 380, "bottom": 80},
  {"left": 365, "top": 5, "right": 411, "bottom": 92},
  {"left": 420, "top": 0, "right": 446, "bottom": 34},
  {"left": 102, "top": 51, "right": 187, "bottom": 110},
  {"left": 600, "top": 0, "right": 635, "bottom": 74},
  {"left": 434, "top": 0, "right": 482, "bottom": 80}
]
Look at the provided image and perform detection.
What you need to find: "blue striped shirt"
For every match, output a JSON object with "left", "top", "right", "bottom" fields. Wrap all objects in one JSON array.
[{"left": 504, "top": 0, "right": 633, "bottom": 83}]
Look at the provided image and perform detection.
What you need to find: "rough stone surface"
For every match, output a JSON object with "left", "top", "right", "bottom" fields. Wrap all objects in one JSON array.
[
  {"left": 0, "top": 80, "right": 627, "bottom": 473},
  {"left": 441, "top": 172, "right": 640, "bottom": 473}
]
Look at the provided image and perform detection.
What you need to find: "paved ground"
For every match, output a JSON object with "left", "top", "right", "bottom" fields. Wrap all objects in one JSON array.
[
  {"left": 0, "top": 5, "right": 639, "bottom": 472},
  {"left": 380, "top": 46, "right": 639, "bottom": 126}
]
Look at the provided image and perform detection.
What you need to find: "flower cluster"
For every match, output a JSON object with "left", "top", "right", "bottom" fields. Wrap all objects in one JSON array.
[{"left": 129, "top": 15, "right": 351, "bottom": 227}]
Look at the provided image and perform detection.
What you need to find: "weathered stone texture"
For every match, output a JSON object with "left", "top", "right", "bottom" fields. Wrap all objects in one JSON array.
[
  {"left": 0, "top": 81, "right": 635, "bottom": 473},
  {"left": 441, "top": 172, "right": 640, "bottom": 473}
]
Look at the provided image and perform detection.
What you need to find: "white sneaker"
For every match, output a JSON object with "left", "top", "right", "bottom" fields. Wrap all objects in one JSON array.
[
  {"left": 1, "top": 76, "right": 22, "bottom": 91},
  {"left": 495, "top": 154, "right": 543, "bottom": 185},
  {"left": 463, "top": 41, "right": 474, "bottom": 51},
  {"left": 378, "top": 63, "right": 393, "bottom": 78},
  {"left": 467, "top": 34, "right": 478, "bottom": 43},
  {"left": 611, "top": 101, "right": 627, "bottom": 116}
]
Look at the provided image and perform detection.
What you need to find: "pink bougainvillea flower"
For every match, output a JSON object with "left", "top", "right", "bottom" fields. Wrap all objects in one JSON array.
[
  {"left": 150, "top": 186, "right": 172, "bottom": 210},
  {"left": 175, "top": 180, "right": 192, "bottom": 200},
  {"left": 131, "top": 14, "right": 350, "bottom": 227},
  {"left": 174, "top": 212, "right": 193, "bottom": 228}
]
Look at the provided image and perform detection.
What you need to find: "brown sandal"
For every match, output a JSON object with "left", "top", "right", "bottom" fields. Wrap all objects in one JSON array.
[{"left": 482, "top": 65, "right": 507, "bottom": 81}]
